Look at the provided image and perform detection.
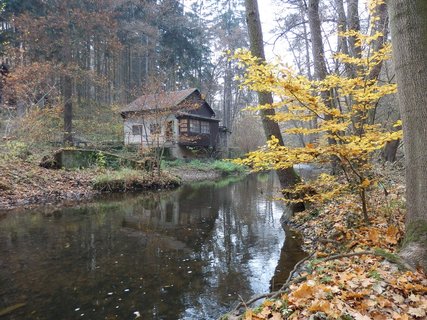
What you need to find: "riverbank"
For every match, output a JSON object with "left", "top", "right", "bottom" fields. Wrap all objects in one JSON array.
[
  {"left": 0, "top": 159, "right": 246, "bottom": 211},
  {"left": 164, "top": 159, "right": 247, "bottom": 182},
  {"left": 226, "top": 166, "right": 427, "bottom": 319}
]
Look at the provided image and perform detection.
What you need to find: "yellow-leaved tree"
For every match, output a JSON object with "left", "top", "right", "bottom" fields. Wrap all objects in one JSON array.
[{"left": 233, "top": 1, "right": 402, "bottom": 222}]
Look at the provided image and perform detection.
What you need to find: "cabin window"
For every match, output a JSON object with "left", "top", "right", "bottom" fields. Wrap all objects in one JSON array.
[
  {"left": 189, "top": 119, "right": 200, "bottom": 133},
  {"left": 179, "top": 119, "right": 188, "bottom": 133},
  {"left": 149, "top": 123, "right": 161, "bottom": 135},
  {"left": 201, "top": 121, "right": 210, "bottom": 134},
  {"left": 132, "top": 125, "right": 143, "bottom": 135}
]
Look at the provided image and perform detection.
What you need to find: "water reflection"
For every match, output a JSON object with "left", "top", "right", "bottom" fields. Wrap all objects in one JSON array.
[{"left": 0, "top": 173, "right": 304, "bottom": 320}]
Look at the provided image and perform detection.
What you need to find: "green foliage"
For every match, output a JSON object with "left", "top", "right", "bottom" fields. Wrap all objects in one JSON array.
[
  {"left": 0, "top": 141, "right": 32, "bottom": 162},
  {"left": 211, "top": 160, "right": 247, "bottom": 174},
  {"left": 368, "top": 270, "right": 382, "bottom": 280},
  {"left": 320, "top": 275, "right": 333, "bottom": 284},
  {"left": 162, "top": 159, "right": 247, "bottom": 175},
  {"left": 95, "top": 151, "right": 106, "bottom": 168},
  {"left": 162, "top": 159, "right": 185, "bottom": 168}
]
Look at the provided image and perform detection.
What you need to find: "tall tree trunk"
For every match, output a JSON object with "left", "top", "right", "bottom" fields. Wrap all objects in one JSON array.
[
  {"left": 244, "top": 0, "right": 302, "bottom": 211},
  {"left": 347, "top": 0, "right": 361, "bottom": 59},
  {"left": 389, "top": 0, "right": 427, "bottom": 271},
  {"left": 297, "top": 0, "right": 312, "bottom": 80},
  {"left": 63, "top": 75, "right": 73, "bottom": 145},
  {"left": 367, "top": 2, "right": 389, "bottom": 81},
  {"left": 223, "top": 60, "right": 232, "bottom": 129},
  {"left": 382, "top": 139, "right": 399, "bottom": 163},
  {"left": 307, "top": 0, "right": 329, "bottom": 94},
  {"left": 367, "top": 2, "right": 389, "bottom": 126},
  {"left": 62, "top": 17, "right": 73, "bottom": 145},
  {"left": 307, "top": 0, "right": 339, "bottom": 172},
  {"left": 335, "top": 0, "right": 351, "bottom": 75}
]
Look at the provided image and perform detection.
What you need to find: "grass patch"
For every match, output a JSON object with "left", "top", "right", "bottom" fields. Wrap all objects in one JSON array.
[
  {"left": 93, "top": 169, "right": 181, "bottom": 192},
  {"left": 163, "top": 159, "right": 247, "bottom": 176}
]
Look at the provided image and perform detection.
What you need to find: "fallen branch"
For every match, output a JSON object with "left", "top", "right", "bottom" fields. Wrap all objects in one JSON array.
[
  {"left": 0, "top": 303, "right": 26, "bottom": 317},
  {"left": 320, "top": 250, "right": 374, "bottom": 262},
  {"left": 316, "top": 237, "right": 342, "bottom": 245},
  {"left": 229, "top": 253, "right": 313, "bottom": 316},
  {"left": 229, "top": 276, "right": 307, "bottom": 316},
  {"left": 272, "top": 253, "right": 314, "bottom": 298}
]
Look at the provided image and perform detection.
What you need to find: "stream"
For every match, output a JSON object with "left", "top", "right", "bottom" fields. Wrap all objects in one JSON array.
[{"left": 0, "top": 173, "right": 305, "bottom": 319}]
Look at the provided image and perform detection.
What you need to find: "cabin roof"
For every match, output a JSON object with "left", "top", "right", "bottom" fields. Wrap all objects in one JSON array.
[
  {"left": 121, "top": 88, "right": 212, "bottom": 115},
  {"left": 177, "top": 112, "right": 220, "bottom": 122}
]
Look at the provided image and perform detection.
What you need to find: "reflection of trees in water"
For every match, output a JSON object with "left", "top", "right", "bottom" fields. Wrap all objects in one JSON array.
[
  {"left": 0, "top": 173, "right": 296, "bottom": 320},
  {"left": 270, "top": 227, "right": 307, "bottom": 291},
  {"left": 122, "top": 184, "right": 220, "bottom": 247},
  {"left": 189, "top": 173, "right": 287, "bottom": 315}
]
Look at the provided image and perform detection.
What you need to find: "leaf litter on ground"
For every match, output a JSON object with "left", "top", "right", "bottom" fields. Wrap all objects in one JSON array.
[{"left": 239, "top": 165, "right": 426, "bottom": 320}]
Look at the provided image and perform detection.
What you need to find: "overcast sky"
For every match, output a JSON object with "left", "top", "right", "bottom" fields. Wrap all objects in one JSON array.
[{"left": 258, "top": 1, "right": 290, "bottom": 60}]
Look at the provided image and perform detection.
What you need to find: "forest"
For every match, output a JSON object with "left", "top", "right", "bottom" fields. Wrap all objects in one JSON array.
[{"left": 0, "top": 0, "right": 426, "bottom": 319}]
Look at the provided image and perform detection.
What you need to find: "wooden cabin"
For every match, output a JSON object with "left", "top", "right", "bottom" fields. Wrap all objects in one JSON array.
[{"left": 120, "top": 88, "right": 220, "bottom": 158}]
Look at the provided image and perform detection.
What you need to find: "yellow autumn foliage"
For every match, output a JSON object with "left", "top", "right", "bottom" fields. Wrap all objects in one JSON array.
[{"left": 232, "top": 1, "right": 402, "bottom": 214}]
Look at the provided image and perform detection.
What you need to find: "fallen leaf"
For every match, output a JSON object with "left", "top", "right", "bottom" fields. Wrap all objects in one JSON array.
[
  {"left": 408, "top": 293, "right": 420, "bottom": 303},
  {"left": 308, "top": 299, "right": 332, "bottom": 314},
  {"left": 270, "top": 312, "right": 282, "bottom": 320},
  {"left": 288, "top": 283, "right": 316, "bottom": 306},
  {"left": 385, "top": 225, "right": 399, "bottom": 244},
  {"left": 407, "top": 307, "right": 426, "bottom": 318},
  {"left": 368, "top": 228, "right": 380, "bottom": 243},
  {"left": 391, "top": 294, "right": 405, "bottom": 304}
]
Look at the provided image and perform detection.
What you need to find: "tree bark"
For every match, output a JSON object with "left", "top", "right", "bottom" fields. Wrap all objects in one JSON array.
[
  {"left": 244, "top": 0, "right": 303, "bottom": 211},
  {"left": 297, "top": 0, "right": 312, "bottom": 80},
  {"left": 382, "top": 139, "right": 399, "bottom": 163},
  {"left": 63, "top": 75, "right": 73, "bottom": 145},
  {"left": 335, "top": 0, "right": 351, "bottom": 75},
  {"left": 346, "top": 0, "right": 362, "bottom": 80},
  {"left": 347, "top": 0, "right": 361, "bottom": 59},
  {"left": 367, "top": 2, "right": 389, "bottom": 81},
  {"left": 307, "top": 0, "right": 338, "bottom": 172},
  {"left": 62, "top": 8, "right": 73, "bottom": 146},
  {"left": 308, "top": 0, "right": 329, "bottom": 84},
  {"left": 389, "top": 0, "right": 427, "bottom": 271}
]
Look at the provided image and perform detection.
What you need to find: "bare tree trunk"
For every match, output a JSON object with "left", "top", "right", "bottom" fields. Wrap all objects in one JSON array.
[
  {"left": 62, "top": 20, "right": 73, "bottom": 145},
  {"left": 335, "top": 0, "right": 351, "bottom": 75},
  {"left": 63, "top": 75, "right": 73, "bottom": 145},
  {"left": 382, "top": 139, "right": 399, "bottom": 163},
  {"left": 389, "top": 0, "right": 427, "bottom": 271},
  {"left": 368, "top": 2, "right": 389, "bottom": 125},
  {"left": 367, "top": 2, "right": 389, "bottom": 81},
  {"left": 297, "top": 0, "right": 312, "bottom": 80},
  {"left": 307, "top": 0, "right": 338, "bottom": 172},
  {"left": 244, "top": 0, "right": 303, "bottom": 211},
  {"left": 307, "top": 0, "right": 329, "bottom": 92},
  {"left": 347, "top": 0, "right": 362, "bottom": 60}
]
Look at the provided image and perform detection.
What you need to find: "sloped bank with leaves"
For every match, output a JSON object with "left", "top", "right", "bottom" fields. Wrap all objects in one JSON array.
[{"left": 224, "top": 168, "right": 426, "bottom": 319}]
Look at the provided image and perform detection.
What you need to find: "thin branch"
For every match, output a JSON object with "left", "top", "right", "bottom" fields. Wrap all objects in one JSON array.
[{"left": 230, "top": 253, "right": 312, "bottom": 314}]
